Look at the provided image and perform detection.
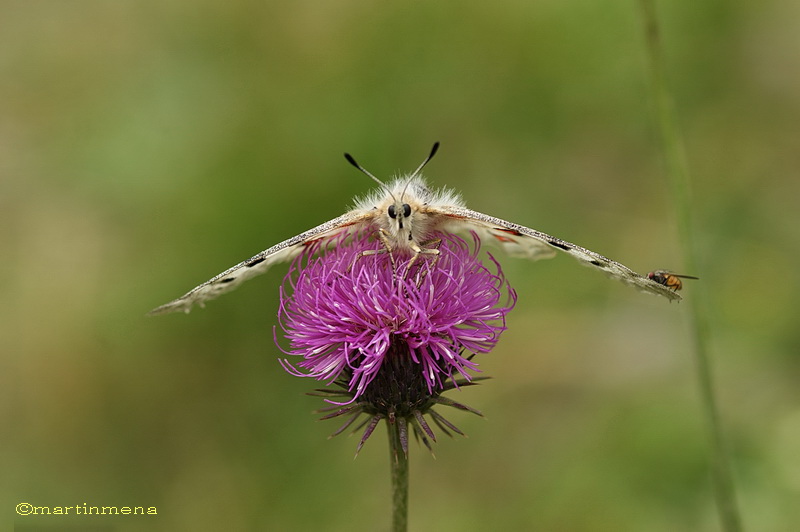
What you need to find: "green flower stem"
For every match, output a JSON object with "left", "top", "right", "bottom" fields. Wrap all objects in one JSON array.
[
  {"left": 387, "top": 420, "right": 409, "bottom": 532},
  {"left": 637, "top": 2, "right": 742, "bottom": 531}
]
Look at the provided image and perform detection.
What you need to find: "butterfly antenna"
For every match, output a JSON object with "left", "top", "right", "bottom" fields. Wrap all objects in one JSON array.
[
  {"left": 401, "top": 141, "right": 440, "bottom": 200},
  {"left": 344, "top": 152, "right": 397, "bottom": 201}
]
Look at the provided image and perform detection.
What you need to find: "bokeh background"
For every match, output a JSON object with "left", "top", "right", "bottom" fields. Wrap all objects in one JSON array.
[{"left": 4, "top": 1, "right": 799, "bottom": 530}]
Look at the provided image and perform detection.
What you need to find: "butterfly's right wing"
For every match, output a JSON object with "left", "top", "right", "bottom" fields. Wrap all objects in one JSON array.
[
  {"left": 435, "top": 205, "right": 681, "bottom": 302},
  {"left": 149, "top": 210, "right": 376, "bottom": 315}
]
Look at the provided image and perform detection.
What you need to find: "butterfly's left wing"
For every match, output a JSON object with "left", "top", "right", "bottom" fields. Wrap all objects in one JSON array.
[
  {"left": 433, "top": 205, "right": 681, "bottom": 302},
  {"left": 149, "top": 210, "right": 375, "bottom": 315}
]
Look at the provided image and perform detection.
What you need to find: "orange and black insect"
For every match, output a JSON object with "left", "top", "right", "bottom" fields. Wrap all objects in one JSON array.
[{"left": 647, "top": 270, "right": 698, "bottom": 292}]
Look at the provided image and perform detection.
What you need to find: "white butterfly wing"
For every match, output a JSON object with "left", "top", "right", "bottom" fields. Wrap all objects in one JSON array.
[
  {"left": 149, "top": 210, "right": 375, "bottom": 315},
  {"left": 434, "top": 205, "right": 682, "bottom": 302}
]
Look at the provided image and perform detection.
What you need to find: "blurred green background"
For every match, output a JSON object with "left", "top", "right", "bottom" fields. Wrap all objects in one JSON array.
[{"left": 4, "top": 1, "right": 799, "bottom": 530}]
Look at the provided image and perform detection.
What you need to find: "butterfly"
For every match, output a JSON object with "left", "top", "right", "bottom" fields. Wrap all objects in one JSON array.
[
  {"left": 150, "top": 143, "right": 680, "bottom": 315},
  {"left": 647, "top": 270, "right": 698, "bottom": 292}
]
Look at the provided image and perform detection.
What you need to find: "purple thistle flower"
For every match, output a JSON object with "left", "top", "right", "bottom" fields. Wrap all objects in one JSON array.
[{"left": 276, "top": 230, "right": 516, "bottom": 452}]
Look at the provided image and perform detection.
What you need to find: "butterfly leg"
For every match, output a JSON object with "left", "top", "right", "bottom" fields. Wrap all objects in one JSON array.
[
  {"left": 408, "top": 239, "right": 443, "bottom": 286},
  {"left": 420, "top": 238, "right": 442, "bottom": 255},
  {"left": 348, "top": 228, "right": 396, "bottom": 272},
  {"left": 406, "top": 238, "right": 441, "bottom": 273}
]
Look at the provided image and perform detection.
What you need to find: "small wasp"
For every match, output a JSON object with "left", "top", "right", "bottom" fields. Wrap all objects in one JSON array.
[{"left": 647, "top": 270, "right": 699, "bottom": 292}]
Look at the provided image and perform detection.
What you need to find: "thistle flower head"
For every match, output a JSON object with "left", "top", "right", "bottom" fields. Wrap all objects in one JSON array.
[{"left": 276, "top": 230, "right": 516, "bottom": 452}]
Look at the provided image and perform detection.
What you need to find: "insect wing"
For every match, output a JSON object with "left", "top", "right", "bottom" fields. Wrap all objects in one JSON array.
[
  {"left": 650, "top": 271, "right": 699, "bottom": 280},
  {"left": 149, "top": 210, "right": 374, "bottom": 315},
  {"left": 647, "top": 270, "right": 699, "bottom": 292},
  {"left": 435, "top": 206, "right": 682, "bottom": 302}
]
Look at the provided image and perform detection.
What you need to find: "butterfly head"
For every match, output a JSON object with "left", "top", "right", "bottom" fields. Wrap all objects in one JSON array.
[
  {"left": 345, "top": 143, "right": 441, "bottom": 251},
  {"left": 387, "top": 201, "right": 412, "bottom": 230},
  {"left": 377, "top": 182, "right": 430, "bottom": 249}
]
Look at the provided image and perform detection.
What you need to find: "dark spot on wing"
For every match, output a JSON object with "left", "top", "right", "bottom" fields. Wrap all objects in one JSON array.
[
  {"left": 246, "top": 257, "right": 265, "bottom": 267},
  {"left": 548, "top": 240, "right": 571, "bottom": 251},
  {"left": 589, "top": 260, "right": 603, "bottom": 267},
  {"left": 496, "top": 228, "right": 523, "bottom": 236},
  {"left": 220, "top": 277, "right": 236, "bottom": 284}
]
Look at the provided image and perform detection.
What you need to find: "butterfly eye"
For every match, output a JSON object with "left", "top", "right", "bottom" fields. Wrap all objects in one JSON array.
[
  {"left": 402, "top": 204, "right": 411, "bottom": 217},
  {"left": 388, "top": 205, "right": 397, "bottom": 219}
]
